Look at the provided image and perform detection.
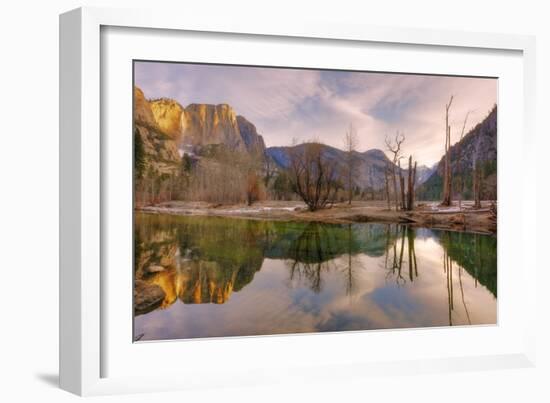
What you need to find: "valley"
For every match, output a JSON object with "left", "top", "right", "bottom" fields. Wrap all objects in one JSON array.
[{"left": 134, "top": 85, "right": 497, "bottom": 234}]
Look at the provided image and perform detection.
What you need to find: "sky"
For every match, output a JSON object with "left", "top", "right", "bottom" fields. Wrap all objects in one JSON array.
[{"left": 134, "top": 61, "right": 497, "bottom": 167}]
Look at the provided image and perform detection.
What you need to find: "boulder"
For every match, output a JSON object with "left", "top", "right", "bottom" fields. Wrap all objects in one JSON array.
[
  {"left": 134, "top": 280, "right": 166, "bottom": 315},
  {"left": 146, "top": 265, "right": 165, "bottom": 273}
]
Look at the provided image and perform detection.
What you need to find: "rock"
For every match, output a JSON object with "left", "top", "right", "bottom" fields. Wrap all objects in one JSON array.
[
  {"left": 134, "top": 87, "right": 181, "bottom": 174},
  {"left": 236, "top": 115, "right": 266, "bottom": 155},
  {"left": 182, "top": 103, "right": 246, "bottom": 152},
  {"left": 146, "top": 265, "right": 165, "bottom": 273},
  {"left": 136, "top": 87, "right": 269, "bottom": 159},
  {"left": 150, "top": 98, "right": 186, "bottom": 141},
  {"left": 134, "top": 86, "right": 157, "bottom": 127},
  {"left": 135, "top": 125, "right": 180, "bottom": 168},
  {"left": 134, "top": 280, "right": 166, "bottom": 315}
]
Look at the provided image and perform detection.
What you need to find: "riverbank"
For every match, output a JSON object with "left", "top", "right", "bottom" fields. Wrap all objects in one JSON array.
[{"left": 137, "top": 200, "right": 497, "bottom": 234}]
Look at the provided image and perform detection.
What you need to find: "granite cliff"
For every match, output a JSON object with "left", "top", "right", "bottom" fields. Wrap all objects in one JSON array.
[
  {"left": 236, "top": 115, "right": 266, "bottom": 155},
  {"left": 136, "top": 88, "right": 267, "bottom": 156},
  {"left": 134, "top": 87, "right": 180, "bottom": 174}
]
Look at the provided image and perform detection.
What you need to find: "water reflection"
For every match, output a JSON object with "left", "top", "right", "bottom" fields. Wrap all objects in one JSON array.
[{"left": 134, "top": 214, "right": 497, "bottom": 340}]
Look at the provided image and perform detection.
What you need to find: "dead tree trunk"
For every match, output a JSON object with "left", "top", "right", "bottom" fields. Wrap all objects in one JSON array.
[
  {"left": 384, "top": 165, "right": 391, "bottom": 210},
  {"left": 385, "top": 133, "right": 405, "bottom": 211},
  {"left": 343, "top": 124, "right": 359, "bottom": 205},
  {"left": 398, "top": 161, "right": 405, "bottom": 210},
  {"left": 473, "top": 161, "right": 482, "bottom": 209},
  {"left": 408, "top": 156, "right": 413, "bottom": 210},
  {"left": 392, "top": 164, "right": 399, "bottom": 211},
  {"left": 412, "top": 161, "right": 417, "bottom": 209},
  {"left": 400, "top": 176, "right": 405, "bottom": 210},
  {"left": 473, "top": 136, "right": 482, "bottom": 209},
  {"left": 456, "top": 112, "right": 470, "bottom": 210},
  {"left": 441, "top": 96, "right": 454, "bottom": 206},
  {"left": 405, "top": 157, "right": 417, "bottom": 211}
]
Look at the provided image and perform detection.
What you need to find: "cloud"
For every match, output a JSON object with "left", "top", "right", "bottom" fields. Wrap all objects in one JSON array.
[{"left": 135, "top": 62, "right": 497, "bottom": 167}]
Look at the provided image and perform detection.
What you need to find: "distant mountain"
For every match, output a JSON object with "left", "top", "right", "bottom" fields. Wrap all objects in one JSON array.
[
  {"left": 266, "top": 144, "right": 397, "bottom": 191},
  {"left": 417, "top": 106, "right": 497, "bottom": 200},
  {"left": 415, "top": 164, "right": 436, "bottom": 185}
]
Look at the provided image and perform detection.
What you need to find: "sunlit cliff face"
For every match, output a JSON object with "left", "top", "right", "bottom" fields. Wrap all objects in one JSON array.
[
  {"left": 138, "top": 260, "right": 239, "bottom": 307},
  {"left": 133, "top": 87, "right": 181, "bottom": 177},
  {"left": 150, "top": 98, "right": 185, "bottom": 140},
  {"left": 135, "top": 216, "right": 260, "bottom": 309},
  {"left": 134, "top": 219, "right": 254, "bottom": 307},
  {"left": 146, "top": 97, "right": 247, "bottom": 153},
  {"left": 146, "top": 269, "right": 178, "bottom": 308},
  {"left": 180, "top": 260, "right": 237, "bottom": 304},
  {"left": 134, "top": 87, "right": 157, "bottom": 127}
]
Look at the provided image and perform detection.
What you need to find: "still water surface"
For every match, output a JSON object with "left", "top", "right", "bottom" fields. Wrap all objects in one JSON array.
[{"left": 134, "top": 213, "right": 496, "bottom": 341}]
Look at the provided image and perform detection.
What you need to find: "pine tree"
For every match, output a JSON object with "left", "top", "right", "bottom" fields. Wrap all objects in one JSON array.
[
  {"left": 134, "top": 128, "right": 147, "bottom": 180},
  {"left": 181, "top": 153, "right": 192, "bottom": 173}
]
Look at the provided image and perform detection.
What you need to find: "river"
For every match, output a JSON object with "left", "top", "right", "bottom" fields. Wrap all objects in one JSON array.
[{"left": 134, "top": 213, "right": 497, "bottom": 341}]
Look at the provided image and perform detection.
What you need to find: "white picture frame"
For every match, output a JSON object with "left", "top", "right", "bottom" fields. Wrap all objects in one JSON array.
[{"left": 60, "top": 6, "right": 537, "bottom": 396}]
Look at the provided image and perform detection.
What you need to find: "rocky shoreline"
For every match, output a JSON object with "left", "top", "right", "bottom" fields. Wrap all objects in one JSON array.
[
  {"left": 136, "top": 200, "right": 497, "bottom": 234},
  {"left": 134, "top": 280, "right": 166, "bottom": 316}
]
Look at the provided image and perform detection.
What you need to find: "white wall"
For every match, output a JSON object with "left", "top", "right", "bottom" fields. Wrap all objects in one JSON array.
[{"left": 0, "top": 0, "right": 548, "bottom": 402}]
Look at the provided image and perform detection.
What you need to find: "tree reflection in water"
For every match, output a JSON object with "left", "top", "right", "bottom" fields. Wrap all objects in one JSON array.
[
  {"left": 285, "top": 222, "right": 345, "bottom": 293},
  {"left": 382, "top": 224, "right": 417, "bottom": 287},
  {"left": 379, "top": 226, "right": 495, "bottom": 326},
  {"left": 284, "top": 222, "right": 367, "bottom": 297},
  {"left": 134, "top": 214, "right": 496, "bottom": 319}
]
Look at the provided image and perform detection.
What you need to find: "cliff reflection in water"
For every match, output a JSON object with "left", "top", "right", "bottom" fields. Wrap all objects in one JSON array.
[{"left": 134, "top": 213, "right": 497, "bottom": 340}]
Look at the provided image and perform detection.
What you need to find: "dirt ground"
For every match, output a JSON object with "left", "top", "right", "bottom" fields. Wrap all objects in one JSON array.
[{"left": 138, "top": 199, "right": 497, "bottom": 234}]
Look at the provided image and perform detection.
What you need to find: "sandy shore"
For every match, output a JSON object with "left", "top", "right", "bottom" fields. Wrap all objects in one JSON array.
[{"left": 137, "top": 200, "right": 497, "bottom": 234}]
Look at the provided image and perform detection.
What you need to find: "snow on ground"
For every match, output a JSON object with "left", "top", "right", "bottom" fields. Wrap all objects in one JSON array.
[
  {"left": 140, "top": 203, "right": 304, "bottom": 216},
  {"left": 221, "top": 206, "right": 301, "bottom": 214},
  {"left": 423, "top": 201, "right": 493, "bottom": 213}
]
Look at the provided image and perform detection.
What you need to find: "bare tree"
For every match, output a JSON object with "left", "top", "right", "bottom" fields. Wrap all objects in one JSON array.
[
  {"left": 407, "top": 226, "right": 418, "bottom": 281},
  {"left": 384, "top": 164, "right": 391, "bottom": 210},
  {"left": 187, "top": 148, "right": 264, "bottom": 205},
  {"left": 442, "top": 96, "right": 454, "bottom": 206},
  {"left": 398, "top": 160, "right": 405, "bottom": 210},
  {"left": 456, "top": 111, "right": 471, "bottom": 210},
  {"left": 384, "top": 132, "right": 405, "bottom": 211},
  {"left": 288, "top": 141, "right": 340, "bottom": 211},
  {"left": 343, "top": 123, "right": 359, "bottom": 205},
  {"left": 262, "top": 152, "right": 276, "bottom": 188},
  {"left": 246, "top": 171, "right": 263, "bottom": 206},
  {"left": 473, "top": 135, "right": 483, "bottom": 209},
  {"left": 405, "top": 155, "right": 417, "bottom": 211}
]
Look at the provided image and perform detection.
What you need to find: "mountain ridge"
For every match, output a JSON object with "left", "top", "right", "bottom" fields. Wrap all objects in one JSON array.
[
  {"left": 417, "top": 106, "right": 497, "bottom": 200},
  {"left": 135, "top": 86, "right": 496, "bottom": 201},
  {"left": 266, "top": 144, "right": 400, "bottom": 191}
]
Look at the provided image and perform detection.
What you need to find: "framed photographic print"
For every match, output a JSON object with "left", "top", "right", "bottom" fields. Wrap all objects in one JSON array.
[
  {"left": 60, "top": 6, "right": 537, "bottom": 396},
  {"left": 132, "top": 61, "right": 498, "bottom": 341}
]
